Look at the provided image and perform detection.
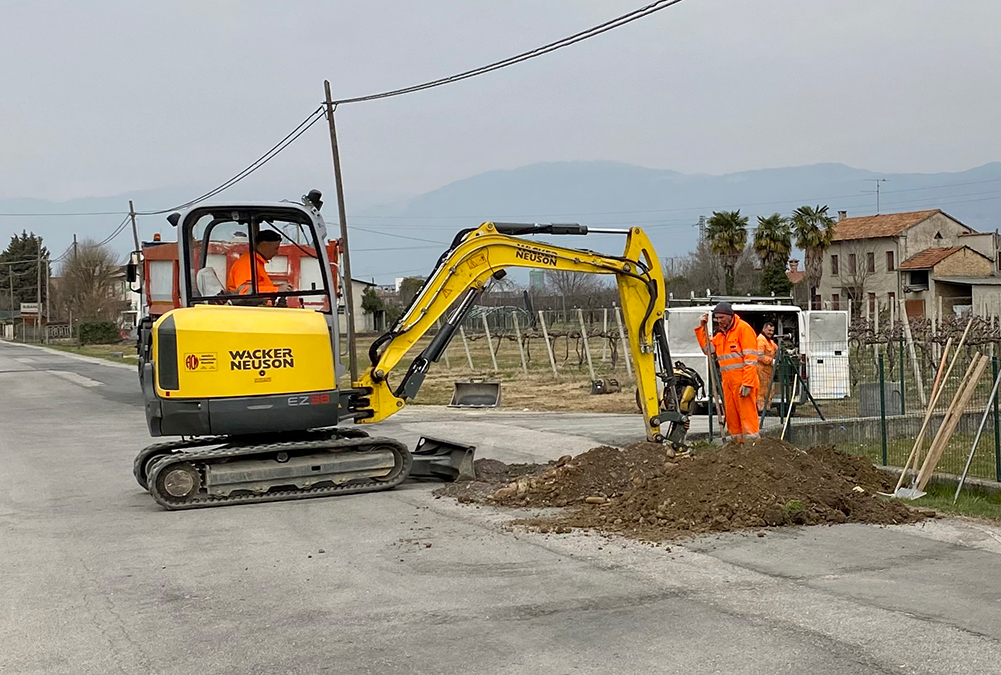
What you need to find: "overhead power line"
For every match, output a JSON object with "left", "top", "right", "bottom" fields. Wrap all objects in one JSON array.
[
  {"left": 135, "top": 107, "right": 326, "bottom": 216},
  {"left": 332, "top": 0, "right": 687, "bottom": 105}
]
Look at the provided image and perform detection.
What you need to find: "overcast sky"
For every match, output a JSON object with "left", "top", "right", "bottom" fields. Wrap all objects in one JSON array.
[{"left": 2, "top": 0, "right": 999, "bottom": 204}]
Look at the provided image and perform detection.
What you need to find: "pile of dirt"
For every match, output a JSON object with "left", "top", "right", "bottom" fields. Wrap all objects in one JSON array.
[
  {"left": 439, "top": 439, "right": 932, "bottom": 540},
  {"left": 434, "top": 459, "right": 546, "bottom": 504}
]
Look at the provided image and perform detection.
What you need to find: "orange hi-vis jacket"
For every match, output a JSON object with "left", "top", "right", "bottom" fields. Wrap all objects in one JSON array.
[
  {"left": 227, "top": 252, "right": 278, "bottom": 294},
  {"left": 695, "top": 314, "right": 760, "bottom": 392}
]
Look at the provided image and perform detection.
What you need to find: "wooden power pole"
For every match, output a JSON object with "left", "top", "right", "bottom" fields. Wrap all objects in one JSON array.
[{"left": 323, "top": 80, "right": 358, "bottom": 382}]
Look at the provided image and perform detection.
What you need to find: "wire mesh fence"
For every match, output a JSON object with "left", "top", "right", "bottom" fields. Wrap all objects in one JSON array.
[{"left": 782, "top": 333, "right": 1001, "bottom": 484}]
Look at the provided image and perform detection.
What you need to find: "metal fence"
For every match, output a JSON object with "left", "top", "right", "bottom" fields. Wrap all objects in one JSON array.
[{"left": 779, "top": 337, "right": 1001, "bottom": 484}]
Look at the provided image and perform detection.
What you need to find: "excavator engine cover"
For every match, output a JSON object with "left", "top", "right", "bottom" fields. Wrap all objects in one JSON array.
[
  {"left": 449, "top": 378, "right": 501, "bottom": 408},
  {"left": 145, "top": 305, "right": 338, "bottom": 437}
]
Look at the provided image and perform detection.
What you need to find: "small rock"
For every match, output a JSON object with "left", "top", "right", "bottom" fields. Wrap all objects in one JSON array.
[
  {"left": 424, "top": 543, "right": 432, "bottom": 548},
  {"left": 585, "top": 496, "right": 608, "bottom": 505},
  {"left": 665, "top": 447, "right": 676, "bottom": 459},
  {"left": 307, "top": 555, "right": 312, "bottom": 559},
  {"left": 631, "top": 477, "right": 646, "bottom": 488},
  {"left": 757, "top": 531, "right": 766, "bottom": 537},
  {"left": 318, "top": 549, "right": 326, "bottom": 554},
  {"left": 556, "top": 455, "right": 573, "bottom": 467}
]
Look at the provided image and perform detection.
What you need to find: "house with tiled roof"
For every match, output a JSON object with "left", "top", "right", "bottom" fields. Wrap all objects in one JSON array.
[{"left": 817, "top": 209, "right": 1001, "bottom": 318}]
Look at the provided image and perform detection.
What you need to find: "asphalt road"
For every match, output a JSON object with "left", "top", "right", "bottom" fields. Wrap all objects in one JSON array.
[{"left": 3, "top": 340, "right": 1001, "bottom": 674}]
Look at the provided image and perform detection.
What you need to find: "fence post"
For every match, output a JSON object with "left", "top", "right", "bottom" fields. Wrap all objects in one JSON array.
[
  {"left": 481, "top": 315, "right": 498, "bottom": 372},
  {"left": 577, "top": 308, "right": 596, "bottom": 381},
  {"left": 459, "top": 326, "right": 474, "bottom": 370},
  {"left": 601, "top": 308, "right": 609, "bottom": 362},
  {"left": 879, "top": 354, "right": 888, "bottom": 466},
  {"left": 537, "top": 310, "right": 559, "bottom": 377},
  {"left": 512, "top": 312, "right": 527, "bottom": 373},
  {"left": 994, "top": 356, "right": 1000, "bottom": 483},
  {"left": 613, "top": 305, "right": 633, "bottom": 378},
  {"left": 899, "top": 337, "right": 906, "bottom": 416}
]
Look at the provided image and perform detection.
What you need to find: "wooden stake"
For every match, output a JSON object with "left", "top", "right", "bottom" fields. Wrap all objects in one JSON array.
[
  {"left": 614, "top": 305, "right": 632, "bottom": 377},
  {"left": 512, "top": 312, "right": 527, "bottom": 373},
  {"left": 600, "top": 308, "right": 609, "bottom": 362},
  {"left": 899, "top": 299, "right": 926, "bottom": 407},
  {"left": 893, "top": 335, "right": 954, "bottom": 492},
  {"left": 459, "top": 326, "right": 474, "bottom": 370},
  {"left": 481, "top": 315, "right": 498, "bottom": 372},
  {"left": 917, "top": 354, "right": 989, "bottom": 490},
  {"left": 538, "top": 310, "right": 559, "bottom": 377},
  {"left": 578, "top": 308, "right": 596, "bottom": 381}
]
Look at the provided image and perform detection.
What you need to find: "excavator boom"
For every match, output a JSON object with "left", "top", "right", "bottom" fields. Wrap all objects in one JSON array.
[{"left": 352, "top": 222, "right": 688, "bottom": 446}]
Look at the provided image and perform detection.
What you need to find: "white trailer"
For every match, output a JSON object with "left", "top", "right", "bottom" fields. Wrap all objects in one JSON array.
[{"left": 665, "top": 303, "right": 849, "bottom": 410}]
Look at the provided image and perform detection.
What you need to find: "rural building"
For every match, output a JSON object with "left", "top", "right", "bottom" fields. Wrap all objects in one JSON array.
[{"left": 817, "top": 209, "right": 1001, "bottom": 318}]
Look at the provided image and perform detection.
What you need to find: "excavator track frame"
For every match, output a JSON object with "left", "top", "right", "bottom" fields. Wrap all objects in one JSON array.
[{"left": 144, "top": 434, "right": 410, "bottom": 510}]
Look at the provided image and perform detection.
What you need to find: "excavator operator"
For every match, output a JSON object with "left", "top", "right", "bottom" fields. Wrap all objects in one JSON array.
[
  {"left": 695, "top": 301, "right": 760, "bottom": 441},
  {"left": 227, "top": 229, "right": 288, "bottom": 296}
]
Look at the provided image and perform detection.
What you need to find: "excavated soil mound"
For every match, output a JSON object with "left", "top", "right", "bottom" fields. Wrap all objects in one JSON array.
[{"left": 438, "top": 439, "right": 932, "bottom": 540}]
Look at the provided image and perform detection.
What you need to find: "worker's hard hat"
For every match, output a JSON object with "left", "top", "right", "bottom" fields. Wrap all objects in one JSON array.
[{"left": 713, "top": 301, "right": 734, "bottom": 316}]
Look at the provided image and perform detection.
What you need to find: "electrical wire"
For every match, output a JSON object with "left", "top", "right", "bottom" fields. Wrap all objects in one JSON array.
[
  {"left": 332, "top": 0, "right": 687, "bottom": 104},
  {"left": 135, "top": 106, "right": 324, "bottom": 214},
  {"left": 349, "top": 224, "right": 449, "bottom": 246}
]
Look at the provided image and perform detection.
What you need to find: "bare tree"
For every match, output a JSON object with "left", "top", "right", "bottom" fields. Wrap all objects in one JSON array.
[
  {"left": 544, "top": 271, "right": 610, "bottom": 310},
  {"left": 836, "top": 241, "right": 878, "bottom": 317},
  {"left": 53, "top": 240, "right": 127, "bottom": 322}
]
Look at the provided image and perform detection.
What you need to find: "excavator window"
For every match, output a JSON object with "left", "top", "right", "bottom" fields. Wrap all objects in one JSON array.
[{"left": 186, "top": 211, "right": 331, "bottom": 311}]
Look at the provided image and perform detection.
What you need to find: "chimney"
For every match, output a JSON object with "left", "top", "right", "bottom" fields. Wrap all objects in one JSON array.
[
  {"left": 838, "top": 210, "right": 847, "bottom": 221},
  {"left": 789, "top": 259, "right": 800, "bottom": 272}
]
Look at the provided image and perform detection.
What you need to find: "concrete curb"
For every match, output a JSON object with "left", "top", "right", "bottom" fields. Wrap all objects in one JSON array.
[{"left": 0, "top": 340, "right": 136, "bottom": 371}]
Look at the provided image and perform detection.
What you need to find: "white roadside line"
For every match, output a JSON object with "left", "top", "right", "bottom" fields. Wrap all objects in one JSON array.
[{"left": 0, "top": 340, "right": 135, "bottom": 371}]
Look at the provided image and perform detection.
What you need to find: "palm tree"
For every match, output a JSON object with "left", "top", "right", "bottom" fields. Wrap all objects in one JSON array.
[
  {"left": 705, "top": 210, "right": 748, "bottom": 294},
  {"left": 791, "top": 205, "right": 836, "bottom": 308},
  {"left": 753, "top": 213, "right": 792, "bottom": 268}
]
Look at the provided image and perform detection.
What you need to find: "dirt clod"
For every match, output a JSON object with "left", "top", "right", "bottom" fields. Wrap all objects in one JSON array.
[{"left": 438, "top": 439, "right": 930, "bottom": 541}]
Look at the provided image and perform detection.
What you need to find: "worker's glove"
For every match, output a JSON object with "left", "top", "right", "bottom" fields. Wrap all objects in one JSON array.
[{"left": 739, "top": 385, "right": 751, "bottom": 398}]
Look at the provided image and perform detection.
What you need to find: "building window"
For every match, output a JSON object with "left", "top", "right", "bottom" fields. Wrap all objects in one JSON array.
[
  {"left": 832, "top": 293, "right": 840, "bottom": 311},
  {"left": 868, "top": 292, "right": 877, "bottom": 314},
  {"left": 830, "top": 254, "right": 839, "bottom": 275},
  {"left": 887, "top": 251, "right": 895, "bottom": 271},
  {"left": 849, "top": 253, "right": 857, "bottom": 275},
  {"left": 910, "top": 270, "right": 929, "bottom": 287},
  {"left": 867, "top": 252, "right": 875, "bottom": 274}
]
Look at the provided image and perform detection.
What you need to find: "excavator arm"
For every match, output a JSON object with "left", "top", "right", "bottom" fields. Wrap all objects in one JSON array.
[{"left": 351, "top": 222, "right": 688, "bottom": 446}]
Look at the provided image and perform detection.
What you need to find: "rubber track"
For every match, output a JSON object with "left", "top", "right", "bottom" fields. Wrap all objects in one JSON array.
[
  {"left": 145, "top": 436, "right": 412, "bottom": 510},
  {"left": 133, "top": 436, "right": 227, "bottom": 490},
  {"left": 132, "top": 429, "right": 371, "bottom": 490}
]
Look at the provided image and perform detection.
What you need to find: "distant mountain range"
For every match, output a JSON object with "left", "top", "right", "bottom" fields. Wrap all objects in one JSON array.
[{"left": 4, "top": 161, "right": 1001, "bottom": 284}]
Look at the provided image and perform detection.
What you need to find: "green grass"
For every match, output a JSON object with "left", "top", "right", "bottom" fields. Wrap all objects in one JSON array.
[
  {"left": 44, "top": 342, "right": 138, "bottom": 363},
  {"left": 907, "top": 482, "right": 1001, "bottom": 522}
]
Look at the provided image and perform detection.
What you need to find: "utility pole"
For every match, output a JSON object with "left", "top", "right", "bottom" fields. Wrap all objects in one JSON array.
[
  {"left": 36, "top": 250, "right": 42, "bottom": 343},
  {"left": 73, "top": 233, "right": 78, "bottom": 260},
  {"left": 129, "top": 200, "right": 143, "bottom": 323},
  {"left": 865, "top": 178, "right": 888, "bottom": 214},
  {"left": 323, "top": 80, "right": 358, "bottom": 382},
  {"left": 45, "top": 254, "right": 50, "bottom": 344}
]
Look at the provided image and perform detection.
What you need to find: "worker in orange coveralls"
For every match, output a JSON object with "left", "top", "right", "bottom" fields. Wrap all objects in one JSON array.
[
  {"left": 695, "top": 302, "right": 761, "bottom": 441},
  {"left": 756, "top": 321, "right": 778, "bottom": 414}
]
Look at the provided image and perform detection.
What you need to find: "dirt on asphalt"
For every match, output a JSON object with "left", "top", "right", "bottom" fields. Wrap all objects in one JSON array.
[{"left": 435, "top": 438, "right": 932, "bottom": 540}]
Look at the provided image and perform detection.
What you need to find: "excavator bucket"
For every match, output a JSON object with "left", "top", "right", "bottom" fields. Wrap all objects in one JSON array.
[
  {"left": 590, "top": 377, "right": 621, "bottom": 395},
  {"left": 449, "top": 378, "right": 501, "bottom": 408},
  {"left": 409, "top": 436, "right": 477, "bottom": 481}
]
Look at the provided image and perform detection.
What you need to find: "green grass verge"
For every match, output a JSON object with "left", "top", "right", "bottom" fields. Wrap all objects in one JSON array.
[
  {"left": 44, "top": 342, "right": 138, "bottom": 363},
  {"left": 907, "top": 482, "right": 1001, "bottom": 522}
]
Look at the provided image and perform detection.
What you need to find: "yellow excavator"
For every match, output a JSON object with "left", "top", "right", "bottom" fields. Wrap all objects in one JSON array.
[{"left": 131, "top": 191, "right": 695, "bottom": 509}]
